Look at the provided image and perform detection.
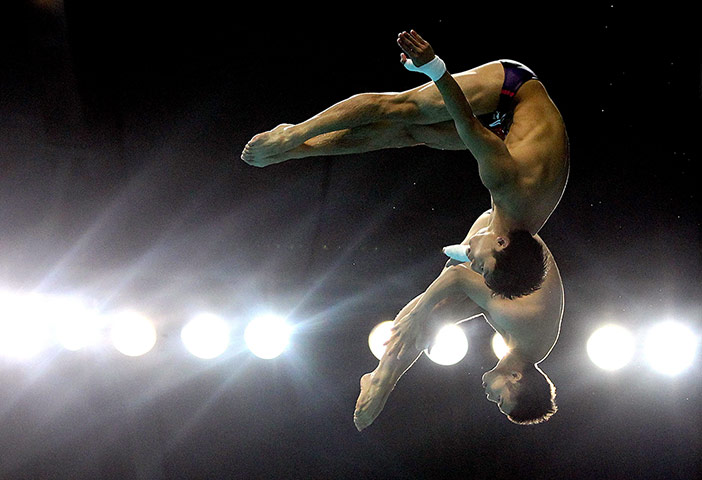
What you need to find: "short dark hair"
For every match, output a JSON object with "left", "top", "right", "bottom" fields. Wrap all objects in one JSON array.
[
  {"left": 507, "top": 364, "right": 557, "bottom": 425},
  {"left": 485, "top": 230, "right": 547, "bottom": 299}
]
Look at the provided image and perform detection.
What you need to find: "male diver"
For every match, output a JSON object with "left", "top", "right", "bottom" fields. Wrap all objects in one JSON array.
[
  {"left": 242, "top": 30, "right": 569, "bottom": 299},
  {"left": 242, "top": 29, "right": 569, "bottom": 428},
  {"left": 353, "top": 209, "right": 563, "bottom": 430},
  {"left": 352, "top": 31, "right": 567, "bottom": 429}
]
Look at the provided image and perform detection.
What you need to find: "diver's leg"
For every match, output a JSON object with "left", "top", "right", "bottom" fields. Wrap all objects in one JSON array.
[
  {"left": 354, "top": 349, "right": 423, "bottom": 431},
  {"left": 353, "top": 260, "right": 486, "bottom": 431},
  {"left": 252, "top": 119, "right": 467, "bottom": 166},
  {"left": 354, "top": 294, "right": 424, "bottom": 431},
  {"left": 242, "top": 61, "right": 503, "bottom": 164}
]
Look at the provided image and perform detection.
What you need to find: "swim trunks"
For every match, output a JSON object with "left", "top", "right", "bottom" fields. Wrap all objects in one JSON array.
[{"left": 478, "top": 60, "right": 538, "bottom": 140}]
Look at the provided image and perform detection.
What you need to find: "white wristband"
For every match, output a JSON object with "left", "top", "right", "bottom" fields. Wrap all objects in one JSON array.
[
  {"left": 443, "top": 244, "right": 470, "bottom": 263},
  {"left": 403, "top": 55, "right": 447, "bottom": 82}
]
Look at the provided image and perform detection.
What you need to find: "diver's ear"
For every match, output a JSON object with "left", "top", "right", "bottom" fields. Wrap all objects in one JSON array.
[
  {"left": 496, "top": 236, "right": 509, "bottom": 250},
  {"left": 509, "top": 371, "right": 522, "bottom": 383}
]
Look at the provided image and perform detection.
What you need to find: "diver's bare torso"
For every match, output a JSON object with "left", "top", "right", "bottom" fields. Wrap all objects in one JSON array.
[
  {"left": 353, "top": 210, "right": 565, "bottom": 430},
  {"left": 494, "top": 79, "right": 570, "bottom": 234},
  {"left": 483, "top": 248, "right": 564, "bottom": 363},
  {"left": 459, "top": 210, "right": 564, "bottom": 362}
]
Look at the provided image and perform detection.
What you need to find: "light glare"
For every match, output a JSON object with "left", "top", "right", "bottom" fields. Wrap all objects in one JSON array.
[
  {"left": 0, "top": 293, "right": 52, "bottom": 360},
  {"left": 425, "top": 324, "right": 468, "bottom": 366},
  {"left": 368, "top": 320, "right": 394, "bottom": 360},
  {"left": 644, "top": 321, "right": 698, "bottom": 376},
  {"left": 110, "top": 311, "right": 157, "bottom": 357},
  {"left": 181, "top": 313, "right": 230, "bottom": 359},
  {"left": 52, "top": 298, "right": 102, "bottom": 351},
  {"left": 244, "top": 314, "right": 292, "bottom": 359},
  {"left": 492, "top": 333, "right": 509, "bottom": 359},
  {"left": 587, "top": 324, "right": 635, "bottom": 371}
]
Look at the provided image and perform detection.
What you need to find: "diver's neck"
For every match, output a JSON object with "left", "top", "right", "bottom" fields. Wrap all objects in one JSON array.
[
  {"left": 498, "top": 350, "right": 533, "bottom": 371},
  {"left": 488, "top": 208, "right": 515, "bottom": 236},
  {"left": 491, "top": 200, "right": 538, "bottom": 234}
]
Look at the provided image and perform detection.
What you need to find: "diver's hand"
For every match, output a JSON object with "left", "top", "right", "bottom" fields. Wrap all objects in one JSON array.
[{"left": 397, "top": 30, "right": 436, "bottom": 68}]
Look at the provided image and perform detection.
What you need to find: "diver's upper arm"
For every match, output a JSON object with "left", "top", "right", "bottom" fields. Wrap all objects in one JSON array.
[
  {"left": 451, "top": 264, "right": 494, "bottom": 311},
  {"left": 456, "top": 119, "right": 517, "bottom": 191}
]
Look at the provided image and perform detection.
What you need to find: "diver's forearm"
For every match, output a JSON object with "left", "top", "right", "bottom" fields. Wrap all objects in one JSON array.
[{"left": 411, "top": 266, "right": 467, "bottom": 318}]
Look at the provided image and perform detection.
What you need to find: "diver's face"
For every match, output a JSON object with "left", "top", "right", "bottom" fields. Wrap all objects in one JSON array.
[
  {"left": 482, "top": 369, "right": 519, "bottom": 415},
  {"left": 467, "top": 232, "right": 506, "bottom": 278}
]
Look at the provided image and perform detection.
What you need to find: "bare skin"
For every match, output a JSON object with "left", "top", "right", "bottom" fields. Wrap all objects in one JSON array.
[
  {"left": 353, "top": 212, "right": 564, "bottom": 431},
  {"left": 242, "top": 31, "right": 569, "bottom": 281},
  {"left": 241, "top": 58, "right": 505, "bottom": 164},
  {"left": 394, "top": 30, "right": 569, "bottom": 239},
  {"left": 240, "top": 30, "right": 569, "bottom": 429}
]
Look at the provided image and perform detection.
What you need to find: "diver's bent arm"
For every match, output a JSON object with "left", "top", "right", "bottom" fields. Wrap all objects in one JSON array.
[
  {"left": 433, "top": 72, "right": 516, "bottom": 191},
  {"left": 411, "top": 264, "right": 493, "bottom": 318}
]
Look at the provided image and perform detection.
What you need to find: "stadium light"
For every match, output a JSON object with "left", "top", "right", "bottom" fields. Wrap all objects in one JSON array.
[
  {"left": 368, "top": 320, "right": 394, "bottom": 360},
  {"left": 110, "top": 311, "right": 157, "bottom": 357},
  {"left": 0, "top": 292, "right": 52, "bottom": 360},
  {"left": 425, "top": 324, "right": 468, "bottom": 366},
  {"left": 644, "top": 320, "right": 698, "bottom": 376},
  {"left": 587, "top": 324, "right": 636, "bottom": 371},
  {"left": 181, "top": 313, "right": 231, "bottom": 359},
  {"left": 244, "top": 314, "right": 292, "bottom": 360}
]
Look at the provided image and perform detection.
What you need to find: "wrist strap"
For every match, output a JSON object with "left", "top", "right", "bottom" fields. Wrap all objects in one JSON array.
[
  {"left": 443, "top": 244, "right": 470, "bottom": 263},
  {"left": 403, "top": 55, "right": 447, "bottom": 82}
]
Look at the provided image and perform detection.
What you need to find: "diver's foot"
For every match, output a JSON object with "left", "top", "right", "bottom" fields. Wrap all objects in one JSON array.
[
  {"left": 241, "top": 123, "right": 301, "bottom": 165},
  {"left": 353, "top": 372, "right": 393, "bottom": 432}
]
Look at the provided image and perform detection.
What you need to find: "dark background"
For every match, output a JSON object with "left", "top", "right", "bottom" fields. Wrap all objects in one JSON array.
[{"left": 1, "top": 1, "right": 700, "bottom": 479}]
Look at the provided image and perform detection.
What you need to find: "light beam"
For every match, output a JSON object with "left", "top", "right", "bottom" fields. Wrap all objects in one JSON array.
[
  {"left": 110, "top": 311, "right": 157, "bottom": 357},
  {"left": 644, "top": 321, "right": 698, "bottom": 376},
  {"left": 425, "top": 324, "right": 468, "bottom": 366},
  {"left": 244, "top": 314, "right": 292, "bottom": 360},
  {"left": 181, "top": 313, "right": 231, "bottom": 359},
  {"left": 586, "top": 324, "right": 636, "bottom": 371}
]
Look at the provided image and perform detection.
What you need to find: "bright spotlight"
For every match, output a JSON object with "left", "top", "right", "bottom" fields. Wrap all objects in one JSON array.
[
  {"left": 52, "top": 297, "right": 102, "bottom": 352},
  {"left": 110, "top": 311, "right": 157, "bottom": 357},
  {"left": 0, "top": 314, "right": 51, "bottom": 360},
  {"left": 425, "top": 324, "right": 468, "bottom": 366},
  {"left": 244, "top": 314, "right": 292, "bottom": 360},
  {"left": 644, "top": 321, "right": 698, "bottom": 376},
  {"left": 368, "top": 320, "right": 394, "bottom": 360},
  {"left": 0, "top": 293, "right": 52, "bottom": 360},
  {"left": 492, "top": 333, "right": 509, "bottom": 359},
  {"left": 181, "top": 313, "right": 230, "bottom": 359},
  {"left": 586, "top": 324, "right": 635, "bottom": 371}
]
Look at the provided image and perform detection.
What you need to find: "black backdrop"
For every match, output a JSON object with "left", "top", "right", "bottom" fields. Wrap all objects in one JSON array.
[{"left": 0, "top": 2, "right": 700, "bottom": 479}]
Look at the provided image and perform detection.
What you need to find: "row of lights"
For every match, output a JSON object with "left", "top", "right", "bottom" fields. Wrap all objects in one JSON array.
[
  {"left": 367, "top": 318, "right": 699, "bottom": 376},
  {"left": 586, "top": 321, "right": 698, "bottom": 376},
  {"left": 367, "top": 319, "right": 497, "bottom": 366},
  {"left": 1, "top": 291, "right": 698, "bottom": 377},
  {"left": 0, "top": 292, "right": 293, "bottom": 361}
]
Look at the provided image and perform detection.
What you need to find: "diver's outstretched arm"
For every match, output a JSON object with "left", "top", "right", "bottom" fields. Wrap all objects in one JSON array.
[{"left": 398, "top": 30, "right": 516, "bottom": 191}]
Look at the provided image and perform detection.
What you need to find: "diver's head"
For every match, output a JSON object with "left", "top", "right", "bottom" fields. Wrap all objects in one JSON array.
[
  {"left": 469, "top": 229, "right": 547, "bottom": 299},
  {"left": 482, "top": 358, "right": 557, "bottom": 425}
]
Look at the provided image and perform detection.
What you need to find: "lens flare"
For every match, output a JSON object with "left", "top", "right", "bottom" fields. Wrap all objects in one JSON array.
[
  {"left": 491, "top": 333, "right": 509, "bottom": 359},
  {"left": 368, "top": 320, "right": 394, "bottom": 360},
  {"left": 425, "top": 324, "right": 468, "bottom": 366},
  {"left": 181, "top": 313, "right": 231, "bottom": 359},
  {"left": 644, "top": 321, "right": 698, "bottom": 376},
  {"left": 110, "top": 311, "right": 157, "bottom": 357},
  {"left": 586, "top": 324, "right": 635, "bottom": 371},
  {"left": 244, "top": 314, "right": 292, "bottom": 359}
]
